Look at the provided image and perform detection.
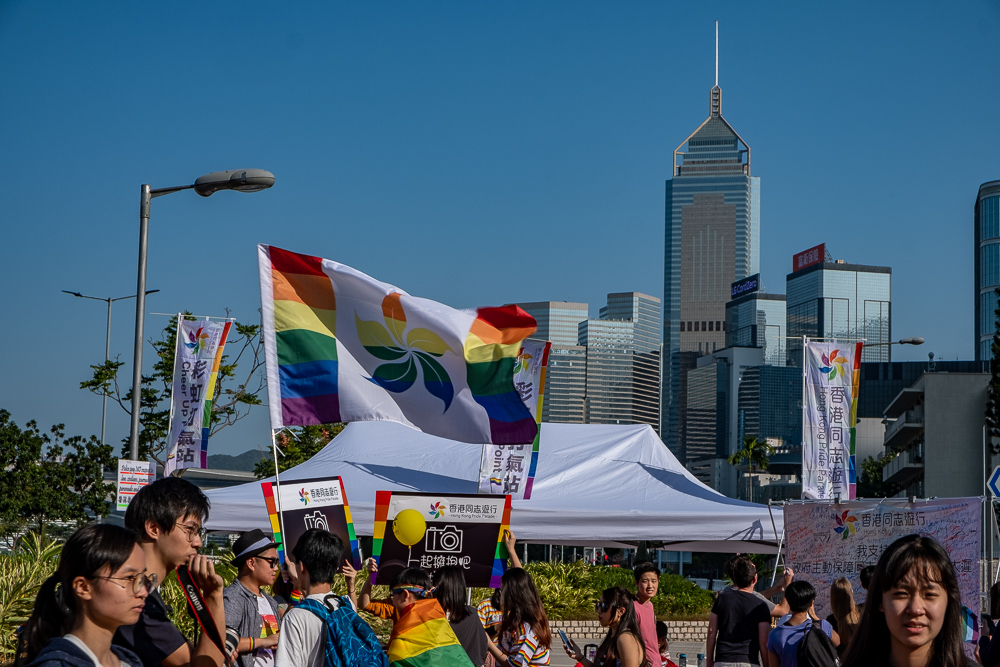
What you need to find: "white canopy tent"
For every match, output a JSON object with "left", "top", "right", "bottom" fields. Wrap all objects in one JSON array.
[{"left": 204, "top": 421, "right": 782, "bottom": 552}]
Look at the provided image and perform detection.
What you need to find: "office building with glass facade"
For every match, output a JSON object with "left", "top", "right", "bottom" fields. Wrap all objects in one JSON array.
[
  {"left": 580, "top": 292, "right": 661, "bottom": 430},
  {"left": 516, "top": 302, "right": 590, "bottom": 424},
  {"left": 663, "top": 78, "right": 760, "bottom": 457},
  {"left": 785, "top": 259, "right": 891, "bottom": 366},
  {"left": 976, "top": 181, "right": 1000, "bottom": 361},
  {"left": 725, "top": 292, "right": 786, "bottom": 366}
]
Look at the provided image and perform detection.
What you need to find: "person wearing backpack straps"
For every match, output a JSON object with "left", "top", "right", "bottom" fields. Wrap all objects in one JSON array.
[
  {"left": 765, "top": 580, "right": 839, "bottom": 667},
  {"left": 274, "top": 529, "right": 386, "bottom": 667}
]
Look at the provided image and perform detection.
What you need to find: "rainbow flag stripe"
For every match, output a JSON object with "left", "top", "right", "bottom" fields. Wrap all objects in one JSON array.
[
  {"left": 464, "top": 306, "right": 538, "bottom": 445},
  {"left": 199, "top": 321, "right": 232, "bottom": 468},
  {"left": 268, "top": 246, "right": 341, "bottom": 426},
  {"left": 388, "top": 598, "right": 474, "bottom": 667},
  {"left": 490, "top": 495, "right": 514, "bottom": 588}
]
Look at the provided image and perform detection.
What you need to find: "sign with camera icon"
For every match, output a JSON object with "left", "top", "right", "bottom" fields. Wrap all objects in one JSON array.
[
  {"left": 372, "top": 491, "right": 512, "bottom": 588},
  {"left": 260, "top": 476, "right": 362, "bottom": 569}
]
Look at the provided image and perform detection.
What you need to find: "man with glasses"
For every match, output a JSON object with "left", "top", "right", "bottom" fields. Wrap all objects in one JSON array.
[
  {"left": 224, "top": 529, "right": 283, "bottom": 667},
  {"left": 114, "top": 476, "right": 227, "bottom": 667}
]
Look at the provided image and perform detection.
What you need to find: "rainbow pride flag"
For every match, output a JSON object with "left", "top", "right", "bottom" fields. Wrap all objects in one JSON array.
[
  {"left": 258, "top": 245, "right": 538, "bottom": 445},
  {"left": 387, "top": 598, "right": 474, "bottom": 667}
]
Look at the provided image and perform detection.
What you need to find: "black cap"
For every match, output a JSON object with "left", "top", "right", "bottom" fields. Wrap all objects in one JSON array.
[{"left": 231, "top": 529, "right": 281, "bottom": 563}]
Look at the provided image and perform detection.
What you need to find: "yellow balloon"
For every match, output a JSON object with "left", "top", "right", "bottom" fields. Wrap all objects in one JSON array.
[{"left": 393, "top": 509, "right": 427, "bottom": 547}]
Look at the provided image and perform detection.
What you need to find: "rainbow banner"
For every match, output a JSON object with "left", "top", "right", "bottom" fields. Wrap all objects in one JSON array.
[
  {"left": 387, "top": 598, "right": 474, "bottom": 667},
  {"left": 258, "top": 245, "right": 538, "bottom": 445},
  {"left": 260, "top": 476, "right": 361, "bottom": 568},
  {"left": 165, "top": 317, "right": 229, "bottom": 476},
  {"left": 801, "top": 338, "right": 862, "bottom": 500}
]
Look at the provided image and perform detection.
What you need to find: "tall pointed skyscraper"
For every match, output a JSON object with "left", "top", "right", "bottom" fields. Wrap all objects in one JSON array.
[{"left": 662, "top": 23, "right": 760, "bottom": 459}]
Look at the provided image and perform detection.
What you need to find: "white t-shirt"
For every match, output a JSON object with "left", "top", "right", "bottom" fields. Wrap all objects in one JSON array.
[
  {"left": 255, "top": 594, "right": 279, "bottom": 667},
  {"left": 274, "top": 593, "right": 356, "bottom": 667},
  {"left": 65, "top": 634, "right": 123, "bottom": 667}
]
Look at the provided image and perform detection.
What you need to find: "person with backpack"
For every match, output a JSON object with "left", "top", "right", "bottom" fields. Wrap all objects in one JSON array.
[
  {"left": 765, "top": 580, "right": 839, "bottom": 667},
  {"left": 275, "top": 529, "right": 386, "bottom": 667}
]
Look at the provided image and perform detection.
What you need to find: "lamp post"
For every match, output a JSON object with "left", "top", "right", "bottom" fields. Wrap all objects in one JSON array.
[
  {"left": 129, "top": 169, "right": 275, "bottom": 460},
  {"left": 63, "top": 289, "right": 159, "bottom": 448}
]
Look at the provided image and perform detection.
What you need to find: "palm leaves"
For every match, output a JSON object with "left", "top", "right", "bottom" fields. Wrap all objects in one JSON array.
[
  {"left": 728, "top": 435, "right": 775, "bottom": 502},
  {"left": 0, "top": 533, "right": 63, "bottom": 664}
]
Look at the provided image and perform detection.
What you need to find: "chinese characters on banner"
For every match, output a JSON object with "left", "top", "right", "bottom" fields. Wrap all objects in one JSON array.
[
  {"left": 478, "top": 340, "right": 551, "bottom": 499},
  {"left": 372, "top": 491, "right": 512, "bottom": 588},
  {"left": 784, "top": 499, "right": 981, "bottom": 623},
  {"left": 259, "top": 476, "right": 362, "bottom": 568},
  {"left": 116, "top": 459, "right": 156, "bottom": 511},
  {"left": 801, "top": 338, "right": 861, "bottom": 499},
  {"left": 165, "top": 318, "right": 229, "bottom": 476}
]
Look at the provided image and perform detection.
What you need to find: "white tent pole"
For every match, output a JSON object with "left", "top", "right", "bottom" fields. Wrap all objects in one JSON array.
[{"left": 271, "top": 429, "right": 287, "bottom": 548}]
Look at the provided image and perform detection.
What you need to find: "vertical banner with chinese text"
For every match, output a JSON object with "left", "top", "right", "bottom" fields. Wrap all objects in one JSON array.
[
  {"left": 165, "top": 318, "right": 228, "bottom": 476},
  {"left": 478, "top": 340, "right": 550, "bottom": 499},
  {"left": 372, "top": 491, "right": 511, "bottom": 588},
  {"left": 784, "top": 499, "right": 981, "bottom": 624},
  {"left": 801, "top": 338, "right": 862, "bottom": 499}
]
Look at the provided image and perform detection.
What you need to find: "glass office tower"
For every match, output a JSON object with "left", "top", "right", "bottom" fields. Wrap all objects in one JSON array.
[
  {"left": 786, "top": 259, "right": 891, "bottom": 366},
  {"left": 663, "top": 80, "right": 760, "bottom": 455},
  {"left": 580, "top": 292, "right": 661, "bottom": 430},
  {"left": 725, "top": 292, "right": 786, "bottom": 366},
  {"left": 976, "top": 181, "right": 1000, "bottom": 361}
]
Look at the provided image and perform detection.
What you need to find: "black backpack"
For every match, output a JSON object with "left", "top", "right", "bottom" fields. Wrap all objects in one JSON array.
[{"left": 796, "top": 621, "right": 840, "bottom": 667}]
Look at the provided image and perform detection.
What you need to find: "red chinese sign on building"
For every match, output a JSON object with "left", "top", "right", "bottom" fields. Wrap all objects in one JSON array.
[{"left": 793, "top": 243, "right": 827, "bottom": 271}]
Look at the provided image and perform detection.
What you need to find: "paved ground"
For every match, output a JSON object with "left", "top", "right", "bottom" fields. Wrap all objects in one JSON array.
[{"left": 548, "top": 641, "right": 708, "bottom": 666}]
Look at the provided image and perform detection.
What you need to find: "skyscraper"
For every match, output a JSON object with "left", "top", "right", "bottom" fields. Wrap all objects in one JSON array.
[
  {"left": 580, "top": 292, "right": 661, "bottom": 429},
  {"left": 662, "top": 29, "right": 760, "bottom": 455},
  {"left": 517, "top": 302, "right": 589, "bottom": 423},
  {"left": 725, "top": 275, "right": 786, "bottom": 367},
  {"left": 976, "top": 180, "right": 1000, "bottom": 361},
  {"left": 785, "top": 246, "right": 891, "bottom": 366}
]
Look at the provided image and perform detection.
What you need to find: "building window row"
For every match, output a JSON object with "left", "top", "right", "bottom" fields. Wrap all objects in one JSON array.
[{"left": 685, "top": 320, "right": 725, "bottom": 332}]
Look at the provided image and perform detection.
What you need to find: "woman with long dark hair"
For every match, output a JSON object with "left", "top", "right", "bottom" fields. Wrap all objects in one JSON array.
[
  {"left": 23, "top": 523, "right": 151, "bottom": 667},
  {"left": 433, "top": 565, "right": 489, "bottom": 666},
  {"left": 565, "top": 587, "right": 649, "bottom": 667},
  {"left": 842, "top": 534, "right": 972, "bottom": 667},
  {"left": 487, "top": 568, "right": 551, "bottom": 666}
]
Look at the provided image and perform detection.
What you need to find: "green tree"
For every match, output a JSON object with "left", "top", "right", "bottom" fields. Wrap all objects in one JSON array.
[
  {"left": 728, "top": 435, "right": 775, "bottom": 502},
  {"left": 253, "top": 423, "right": 346, "bottom": 478},
  {"left": 0, "top": 410, "right": 115, "bottom": 543},
  {"left": 857, "top": 451, "right": 902, "bottom": 498},
  {"left": 987, "top": 287, "right": 1000, "bottom": 455},
  {"left": 81, "top": 313, "right": 265, "bottom": 465}
]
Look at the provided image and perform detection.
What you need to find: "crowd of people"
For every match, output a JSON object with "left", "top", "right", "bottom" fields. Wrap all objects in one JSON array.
[{"left": 15, "top": 475, "right": 994, "bottom": 667}]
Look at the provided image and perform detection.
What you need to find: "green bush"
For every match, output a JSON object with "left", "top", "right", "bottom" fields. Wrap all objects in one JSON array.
[{"left": 0, "top": 533, "right": 63, "bottom": 665}]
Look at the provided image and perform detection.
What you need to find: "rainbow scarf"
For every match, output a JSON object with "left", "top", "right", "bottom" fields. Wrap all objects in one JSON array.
[
  {"left": 258, "top": 245, "right": 538, "bottom": 445},
  {"left": 387, "top": 598, "right": 474, "bottom": 667}
]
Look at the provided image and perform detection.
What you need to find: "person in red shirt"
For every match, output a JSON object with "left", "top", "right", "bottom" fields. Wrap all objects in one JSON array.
[{"left": 632, "top": 562, "right": 662, "bottom": 667}]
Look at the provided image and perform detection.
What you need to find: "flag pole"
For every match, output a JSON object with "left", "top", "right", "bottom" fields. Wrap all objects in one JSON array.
[
  {"left": 164, "top": 312, "right": 183, "bottom": 477},
  {"left": 270, "top": 428, "right": 287, "bottom": 548}
]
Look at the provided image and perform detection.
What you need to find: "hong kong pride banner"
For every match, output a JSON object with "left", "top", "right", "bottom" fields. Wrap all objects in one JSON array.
[{"left": 783, "top": 498, "right": 981, "bottom": 621}]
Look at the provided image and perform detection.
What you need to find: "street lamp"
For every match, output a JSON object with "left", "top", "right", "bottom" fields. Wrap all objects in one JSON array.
[
  {"left": 129, "top": 169, "right": 275, "bottom": 460},
  {"left": 863, "top": 337, "right": 926, "bottom": 347},
  {"left": 63, "top": 289, "right": 159, "bottom": 448}
]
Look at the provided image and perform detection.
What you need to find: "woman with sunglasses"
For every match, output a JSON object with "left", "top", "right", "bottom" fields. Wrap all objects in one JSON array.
[
  {"left": 23, "top": 523, "right": 151, "bottom": 667},
  {"left": 488, "top": 568, "right": 551, "bottom": 666},
  {"left": 565, "top": 587, "right": 649, "bottom": 667}
]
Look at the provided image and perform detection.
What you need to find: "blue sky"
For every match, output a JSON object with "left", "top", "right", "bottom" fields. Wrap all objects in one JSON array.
[{"left": 2, "top": 2, "right": 998, "bottom": 457}]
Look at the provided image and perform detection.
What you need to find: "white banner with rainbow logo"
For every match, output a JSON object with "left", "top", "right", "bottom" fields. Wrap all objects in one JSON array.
[{"left": 801, "top": 338, "right": 861, "bottom": 500}]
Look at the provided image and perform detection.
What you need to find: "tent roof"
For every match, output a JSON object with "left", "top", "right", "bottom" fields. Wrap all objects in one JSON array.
[{"left": 204, "top": 421, "right": 782, "bottom": 550}]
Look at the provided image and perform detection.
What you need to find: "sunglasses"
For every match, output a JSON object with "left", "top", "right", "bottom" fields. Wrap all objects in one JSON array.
[
  {"left": 595, "top": 601, "right": 612, "bottom": 613},
  {"left": 254, "top": 555, "right": 280, "bottom": 569},
  {"left": 391, "top": 586, "right": 426, "bottom": 597},
  {"left": 90, "top": 571, "right": 158, "bottom": 595}
]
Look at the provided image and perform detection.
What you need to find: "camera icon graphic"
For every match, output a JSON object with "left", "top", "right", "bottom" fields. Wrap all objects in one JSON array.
[
  {"left": 303, "top": 510, "right": 329, "bottom": 532},
  {"left": 424, "top": 525, "right": 463, "bottom": 553}
]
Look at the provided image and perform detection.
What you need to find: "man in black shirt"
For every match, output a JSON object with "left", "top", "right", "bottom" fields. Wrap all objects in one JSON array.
[
  {"left": 114, "top": 477, "right": 226, "bottom": 667},
  {"left": 706, "top": 557, "right": 772, "bottom": 667}
]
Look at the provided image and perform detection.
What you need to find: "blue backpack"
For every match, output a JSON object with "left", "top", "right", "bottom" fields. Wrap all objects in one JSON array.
[{"left": 296, "top": 594, "right": 389, "bottom": 667}]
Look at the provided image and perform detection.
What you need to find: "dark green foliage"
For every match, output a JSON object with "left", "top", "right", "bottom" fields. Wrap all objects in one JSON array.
[
  {"left": 857, "top": 451, "right": 901, "bottom": 498},
  {"left": 0, "top": 411, "right": 115, "bottom": 542},
  {"left": 80, "top": 314, "right": 265, "bottom": 465},
  {"left": 728, "top": 435, "right": 775, "bottom": 501},
  {"left": 253, "top": 423, "right": 346, "bottom": 478}
]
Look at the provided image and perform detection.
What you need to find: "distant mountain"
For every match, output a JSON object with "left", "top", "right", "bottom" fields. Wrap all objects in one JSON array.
[{"left": 206, "top": 449, "right": 268, "bottom": 472}]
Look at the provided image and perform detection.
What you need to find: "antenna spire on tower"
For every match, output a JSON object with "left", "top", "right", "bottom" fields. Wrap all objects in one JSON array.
[{"left": 715, "top": 20, "right": 719, "bottom": 87}]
